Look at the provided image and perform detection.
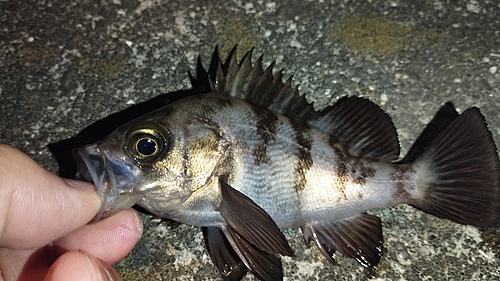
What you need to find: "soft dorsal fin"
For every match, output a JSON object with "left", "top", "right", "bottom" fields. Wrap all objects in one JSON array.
[
  {"left": 312, "top": 96, "right": 400, "bottom": 162},
  {"left": 211, "top": 47, "right": 400, "bottom": 162}
]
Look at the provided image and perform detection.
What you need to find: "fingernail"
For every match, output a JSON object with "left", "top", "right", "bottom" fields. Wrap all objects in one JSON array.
[
  {"left": 64, "top": 179, "right": 97, "bottom": 191},
  {"left": 82, "top": 250, "right": 122, "bottom": 281},
  {"left": 99, "top": 260, "right": 122, "bottom": 281},
  {"left": 131, "top": 210, "right": 144, "bottom": 238}
]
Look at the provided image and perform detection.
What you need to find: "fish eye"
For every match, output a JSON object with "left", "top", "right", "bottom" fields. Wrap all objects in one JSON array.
[
  {"left": 127, "top": 129, "right": 166, "bottom": 162},
  {"left": 137, "top": 138, "right": 159, "bottom": 156}
]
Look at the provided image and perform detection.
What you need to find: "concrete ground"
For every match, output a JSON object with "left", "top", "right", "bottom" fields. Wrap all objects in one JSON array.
[{"left": 1, "top": 0, "right": 500, "bottom": 280}]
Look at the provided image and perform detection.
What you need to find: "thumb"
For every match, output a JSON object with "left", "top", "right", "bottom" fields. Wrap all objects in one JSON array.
[
  {"left": 0, "top": 145, "right": 101, "bottom": 249},
  {"left": 44, "top": 250, "right": 121, "bottom": 281}
]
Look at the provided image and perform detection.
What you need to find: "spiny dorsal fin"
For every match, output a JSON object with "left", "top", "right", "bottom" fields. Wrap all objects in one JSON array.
[
  {"left": 212, "top": 47, "right": 400, "bottom": 162},
  {"left": 190, "top": 45, "right": 222, "bottom": 94},
  {"left": 212, "top": 47, "right": 310, "bottom": 119}
]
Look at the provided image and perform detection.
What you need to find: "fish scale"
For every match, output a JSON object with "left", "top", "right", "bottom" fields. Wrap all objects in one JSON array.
[
  {"left": 75, "top": 47, "right": 500, "bottom": 281},
  {"left": 212, "top": 99, "right": 391, "bottom": 226}
]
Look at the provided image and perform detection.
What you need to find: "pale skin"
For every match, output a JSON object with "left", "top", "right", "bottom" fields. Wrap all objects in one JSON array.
[{"left": 0, "top": 144, "right": 143, "bottom": 281}]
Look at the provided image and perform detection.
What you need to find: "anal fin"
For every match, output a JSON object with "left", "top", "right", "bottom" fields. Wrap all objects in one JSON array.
[{"left": 302, "top": 214, "right": 383, "bottom": 267}]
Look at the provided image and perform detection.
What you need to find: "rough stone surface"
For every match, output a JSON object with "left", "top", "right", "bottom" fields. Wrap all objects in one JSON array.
[{"left": 2, "top": 0, "right": 500, "bottom": 280}]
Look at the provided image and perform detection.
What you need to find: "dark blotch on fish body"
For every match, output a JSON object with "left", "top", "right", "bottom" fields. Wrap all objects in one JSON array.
[
  {"left": 251, "top": 103, "right": 279, "bottom": 165},
  {"left": 291, "top": 119, "right": 313, "bottom": 192}
]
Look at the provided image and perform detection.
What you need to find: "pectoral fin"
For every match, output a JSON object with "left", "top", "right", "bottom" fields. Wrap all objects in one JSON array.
[
  {"left": 203, "top": 227, "right": 247, "bottom": 281},
  {"left": 214, "top": 178, "right": 293, "bottom": 280},
  {"left": 302, "top": 214, "right": 383, "bottom": 267},
  {"left": 222, "top": 225, "right": 284, "bottom": 281},
  {"left": 217, "top": 177, "right": 294, "bottom": 257}
]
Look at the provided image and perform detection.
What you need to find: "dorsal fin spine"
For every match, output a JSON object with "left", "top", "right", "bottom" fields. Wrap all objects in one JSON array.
[
  {"left": 252, "top": 61, "right": 275, "bottom": 104},
  {"left": 234, "top": 49, "right": 253, "bottom": 95},
  {"left": 214, "top": 61, "right": 225, "bottom": 92}
]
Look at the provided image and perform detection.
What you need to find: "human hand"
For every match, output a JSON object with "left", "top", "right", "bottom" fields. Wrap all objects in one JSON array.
[{"left": 0, "top": 144, "right": 143, "bottom": 281}]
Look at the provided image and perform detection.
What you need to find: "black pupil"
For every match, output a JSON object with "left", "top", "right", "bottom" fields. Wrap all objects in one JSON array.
[{"left": 137, "top": 138, "right": 157, "bottom": 155}]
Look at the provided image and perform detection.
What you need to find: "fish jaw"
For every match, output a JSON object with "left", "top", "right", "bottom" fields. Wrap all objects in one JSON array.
[{"left": 75, "top": 143, "right": 145, "bottom": 221}]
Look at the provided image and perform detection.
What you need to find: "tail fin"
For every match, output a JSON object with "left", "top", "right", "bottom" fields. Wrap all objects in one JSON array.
[{"left": 412, "top": 107, "right": 500, "bottom": 228}]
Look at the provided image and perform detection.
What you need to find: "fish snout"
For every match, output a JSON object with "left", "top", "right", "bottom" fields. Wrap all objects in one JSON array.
[{"left": 74, "top": 144, "right": 142, "bottom": 222}]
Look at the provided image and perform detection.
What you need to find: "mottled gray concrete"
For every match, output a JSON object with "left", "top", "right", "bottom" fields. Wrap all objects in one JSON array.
[{"left": 2, "top": 0, "right": 500, "bottom": 280}]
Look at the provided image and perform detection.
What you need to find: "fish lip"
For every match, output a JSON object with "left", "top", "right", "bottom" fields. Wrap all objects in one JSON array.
[{"left": 74, "top": 144, "right": 139, "bottom": 222}]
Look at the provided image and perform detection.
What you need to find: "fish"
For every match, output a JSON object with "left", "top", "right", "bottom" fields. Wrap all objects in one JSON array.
[{"left": 75, "top": 47, "right": 500, "bottom": 281}]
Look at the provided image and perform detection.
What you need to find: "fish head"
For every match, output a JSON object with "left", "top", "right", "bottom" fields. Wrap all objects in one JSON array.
[{"left": 75, "top": 103, "right": 228, "bottom": 221}]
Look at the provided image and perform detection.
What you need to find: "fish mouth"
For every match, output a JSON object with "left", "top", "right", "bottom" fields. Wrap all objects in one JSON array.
[{"left": 74, "top": 144, "right": 142, "bottom": 222}]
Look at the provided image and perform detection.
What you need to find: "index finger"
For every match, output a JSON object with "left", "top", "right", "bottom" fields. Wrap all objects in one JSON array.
[{"left": 0, "top": 145, "right": 102, "bottom": 249}]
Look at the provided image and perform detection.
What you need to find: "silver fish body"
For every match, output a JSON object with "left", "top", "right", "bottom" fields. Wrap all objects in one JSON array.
[
  {"left": 76, "top": 49, "right": 500, "bottom": 281},
  {"left": 136, "top": 94, "right": 414, "bottom": 227}
]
